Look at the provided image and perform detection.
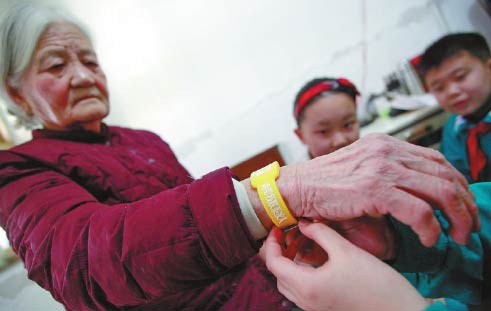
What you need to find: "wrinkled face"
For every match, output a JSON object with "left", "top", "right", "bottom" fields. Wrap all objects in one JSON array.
[
  {"left": 11, "top": 22, "right": 109, "bottom": 132},
  {"left": 425, "top": 51, "right": 491, "bottom": 116},
  {"left": 295, "top": 93, "right": 359, "bottom": 158}
]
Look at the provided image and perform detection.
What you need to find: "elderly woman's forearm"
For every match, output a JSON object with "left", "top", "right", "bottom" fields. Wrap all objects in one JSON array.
[{"left": 0, "top": 153, "right": 260, "bottom": 310}]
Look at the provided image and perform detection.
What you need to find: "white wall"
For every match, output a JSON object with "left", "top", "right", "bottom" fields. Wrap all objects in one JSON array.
[
  {"left": 67, "top": 0, "right": 491, "bottom": 176},
  {"left": 1, "top": 0, "right": 491, "bottom": 176}
]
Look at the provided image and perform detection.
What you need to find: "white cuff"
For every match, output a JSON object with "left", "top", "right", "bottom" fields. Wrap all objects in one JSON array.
[{"left": 232, "top": 179, "right": 268, "bottom": 240}]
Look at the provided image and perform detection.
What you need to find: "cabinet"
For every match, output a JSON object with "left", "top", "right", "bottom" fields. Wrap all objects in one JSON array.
[
  {"left": 361, "top": 105, "right": 449, "bottom": 149},
  {"left": 230, "top": 145, "right": 285, "bottom": 181}
]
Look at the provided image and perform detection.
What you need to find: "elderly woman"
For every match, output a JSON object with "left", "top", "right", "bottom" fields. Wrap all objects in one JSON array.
[{"left": 0, "top": 3, "right": 481, "bottom": 311}]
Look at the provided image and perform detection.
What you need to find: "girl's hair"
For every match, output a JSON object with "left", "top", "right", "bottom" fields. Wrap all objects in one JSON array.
[{"left": 293, "top": 77, "right": 359, "bottom": 126}]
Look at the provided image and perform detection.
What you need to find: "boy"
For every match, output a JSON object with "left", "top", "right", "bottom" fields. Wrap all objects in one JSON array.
[
  {"left": 419, "top": 32, "right": 491, "bottom": 307},
  {"left": 419, "top": 32, "right": 491, "bottom": 183}
]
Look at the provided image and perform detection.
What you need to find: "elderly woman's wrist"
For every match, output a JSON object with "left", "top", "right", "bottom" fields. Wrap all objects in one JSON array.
[
  {"left": 241, "top": 178, "right": 274, "bottom": 230},
  {"left": 241, "top": 162, "right": 302, "bottom": 233},
  {"left": 275, "top": 164, "right": 302, "bottom": 217}
]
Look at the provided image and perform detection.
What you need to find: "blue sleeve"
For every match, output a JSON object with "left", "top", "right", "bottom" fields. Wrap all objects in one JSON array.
[
  {"left": 390, "top": 181, "right": 491, "bottom": 305},
  {"left": 392, "top": 182, "right": 491, "bottom": 305},
  {"left": 469, "top": 182, "right": 491, "bottom": 306},
  {"left": 390, "top": 216, "right": 449, "bottom": 273},
  {"left": 425, "top": 301, "right": 448, "bottom": 311},
  {"left": 424, "top": 299, "right": 469, "bottom": 311},
  {"left": 390, "top": 214, "right": 482, "bottom": 304}
]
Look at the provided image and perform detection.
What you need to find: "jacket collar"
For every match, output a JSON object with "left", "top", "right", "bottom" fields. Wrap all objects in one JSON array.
[
  {"left": 32, "top": 123, "right": 111, "bottom": 143},
  {"left": 455, "top": 112, "right": 491, "bottom": 133}
]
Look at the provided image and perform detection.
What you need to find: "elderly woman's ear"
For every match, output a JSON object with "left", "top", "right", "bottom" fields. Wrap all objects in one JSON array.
[{"left": 5, "top": 82, "right": 32, "bottom": 116}]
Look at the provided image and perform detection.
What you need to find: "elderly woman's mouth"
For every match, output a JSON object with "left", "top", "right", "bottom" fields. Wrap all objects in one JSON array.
[{"left": 73, "top": 94, "right": 100, "bottom": 104}]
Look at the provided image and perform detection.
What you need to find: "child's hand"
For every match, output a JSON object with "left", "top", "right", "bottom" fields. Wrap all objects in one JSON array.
[
  {"left": 263, "top": 221, "right": 429, "bottom": 311},
  {"left": 283, "top": 226, "right": 328, "bottom": 266},
  {"left": 284, "top": 215, "right": 397, "bottom": 265}
]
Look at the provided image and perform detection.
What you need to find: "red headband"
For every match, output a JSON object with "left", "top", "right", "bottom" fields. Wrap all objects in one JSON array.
[{"left": 294, "top": 78, "right": 360, "bottom": 120}]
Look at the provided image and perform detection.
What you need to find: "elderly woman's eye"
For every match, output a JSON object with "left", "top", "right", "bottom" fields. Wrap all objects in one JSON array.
[
  {"left": 49, "top": 63, "right": 65, "bottom": 71},
  {"left": 85, "top": 60, "right": 98, "bottom": 67}
]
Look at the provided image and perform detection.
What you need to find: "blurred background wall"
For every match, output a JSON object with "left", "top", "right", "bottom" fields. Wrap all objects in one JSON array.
[{"left": 1, "top": 0, "right": 490, "bottom": 176}]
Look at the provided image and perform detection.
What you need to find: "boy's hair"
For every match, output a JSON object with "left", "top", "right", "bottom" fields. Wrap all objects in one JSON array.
[
  {"left": 419, "top": 32, "right": 491, "bottom": 78},
  {"left": 293, "top": 77, "right": 359, "bottom": 126}
]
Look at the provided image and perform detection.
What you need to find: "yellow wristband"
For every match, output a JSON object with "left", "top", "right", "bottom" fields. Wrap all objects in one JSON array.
[{"left": 250, "top": 161, "right": 297, "bottom": 229}]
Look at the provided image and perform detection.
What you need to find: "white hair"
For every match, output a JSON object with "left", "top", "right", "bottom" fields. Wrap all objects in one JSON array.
[{"left": 0, "top": 2, "right": 92, "bottom": 128}]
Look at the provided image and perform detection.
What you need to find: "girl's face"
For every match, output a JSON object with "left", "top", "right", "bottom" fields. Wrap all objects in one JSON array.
[{"left": 295, "top": 93, "right": 359, "bottom": 158}]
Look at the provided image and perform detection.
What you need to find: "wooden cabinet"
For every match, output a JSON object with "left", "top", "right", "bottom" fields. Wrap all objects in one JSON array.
[{"left": 230, "top": 145, "right": 285, "bottom": 180}]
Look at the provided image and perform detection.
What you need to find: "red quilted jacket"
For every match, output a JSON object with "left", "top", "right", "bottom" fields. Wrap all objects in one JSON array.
[{"left": 0, "top": 125, "right": 293, "bottom": 311}]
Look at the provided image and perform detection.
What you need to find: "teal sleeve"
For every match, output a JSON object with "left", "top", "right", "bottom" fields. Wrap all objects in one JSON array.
[
  {"left": 389, "top": 181, "right": 491, "bottom": 305},
  {"left": 389, "top": 216, "right": 448, "bottom": 273},
  {"left": 424, "top": 299, "right": 468, "bottom": 311},
  {"left": 425, "top": 301, "right": 447, "bottom": 311},
  {"left": 469, "top": 182, "right": 491, "bottom": 306},
  {"left": 390, "top": 214, "right": 482, "bottom": 304},
  {"left": 469, "top": 182, "right": 491, "bottom": 259}
]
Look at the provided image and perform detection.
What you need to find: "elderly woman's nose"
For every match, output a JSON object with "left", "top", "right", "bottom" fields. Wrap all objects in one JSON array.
[{"left": 70, "top": 62, "right": 95, "bottom": 87}]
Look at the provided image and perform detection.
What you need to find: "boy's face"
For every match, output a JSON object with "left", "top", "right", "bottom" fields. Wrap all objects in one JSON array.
[
  {"left": 295, "top": 93, "right": 359, "bottom": 158},
  {"left": 425, "top": 51, "right": 491, "bottom": 116}
]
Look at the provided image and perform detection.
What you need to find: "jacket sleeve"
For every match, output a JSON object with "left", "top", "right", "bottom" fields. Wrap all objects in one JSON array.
[
  {"left": 390, "top": 215, "right": 482, "bottom": 304},
  {"left": 389, "top": 182, "right": 491, "bottom": 305},
  {"left": 0, "top": 151, "right": 259, "bottom": 310},
  {"left": 469, "top": 182, "right": 491, "bottom": 308},
  {"left": 424, "top": 298, "right": 469, "bottom": 311}
]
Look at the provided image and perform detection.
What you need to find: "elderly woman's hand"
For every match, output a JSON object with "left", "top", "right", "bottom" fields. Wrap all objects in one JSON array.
[{"left": 245, "top": 133, "right": 478, "bottom": 247}]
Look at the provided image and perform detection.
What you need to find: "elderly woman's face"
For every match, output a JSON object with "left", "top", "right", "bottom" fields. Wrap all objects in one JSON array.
[{"left": 13, "top": 22, "right": 109, "bottom": 132}]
